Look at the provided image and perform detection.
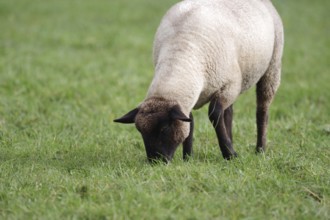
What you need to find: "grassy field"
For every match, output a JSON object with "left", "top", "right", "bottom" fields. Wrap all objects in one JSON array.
[{"left": 0, "top": 0, "right": 329, "bottom": 219}]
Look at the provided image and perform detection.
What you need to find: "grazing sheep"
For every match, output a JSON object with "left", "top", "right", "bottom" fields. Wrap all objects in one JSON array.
[{"left": 114, "top": 0, "right": 284, "bottom": 162}]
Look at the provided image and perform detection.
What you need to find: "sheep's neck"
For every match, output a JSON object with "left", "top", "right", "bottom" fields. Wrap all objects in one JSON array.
[{"left": 146, "top": 57, "right": 204, "bottom": 116}]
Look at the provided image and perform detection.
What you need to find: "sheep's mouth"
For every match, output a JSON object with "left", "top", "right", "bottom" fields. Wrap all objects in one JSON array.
[
  {"left": 147, "top": 156, "right": 169, "bottom": 164},
  {"left": 146, "top": 151, "right": 174, "bottom": 163},
  {"left": 144, "top": 139, "right": 176, "bottom": 162}
]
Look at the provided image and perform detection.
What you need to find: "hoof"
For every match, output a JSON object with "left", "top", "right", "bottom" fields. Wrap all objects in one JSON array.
[
  {"left": 223, "top": 151, "right": 238, "bottom": 160},
  {"left": 183, "top": 155, "right": 192, "bottom": 161},
  {"left": 256, "top": 147, "right": 266, "bottom": 154}
]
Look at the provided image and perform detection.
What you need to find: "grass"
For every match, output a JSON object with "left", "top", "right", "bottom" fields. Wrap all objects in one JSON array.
[{"left": 0, "top": 0, "right": 329, "bottom": 219}]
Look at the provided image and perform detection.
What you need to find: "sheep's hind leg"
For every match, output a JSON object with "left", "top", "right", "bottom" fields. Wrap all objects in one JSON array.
[
  {"left": 209, "top": 99, "right": 237, "bottom": 160},
  {"left": 183, "top": 113, "right": 194, "bottom": 160},
  {"left": 256, "top": 70, "right": 281, "bottom": 153}
]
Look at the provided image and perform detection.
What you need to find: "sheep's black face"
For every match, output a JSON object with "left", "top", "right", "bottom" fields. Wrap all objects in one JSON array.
[
  {"left": 136, "top": 111, "right": 188, "bottom": 162},
  {"left": 114, "top": 97, "right": 191, "bottom": 163}
]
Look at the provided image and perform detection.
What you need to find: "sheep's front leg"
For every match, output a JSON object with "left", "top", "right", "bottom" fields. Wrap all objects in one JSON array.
[
  {"left": 183, "top": 113, "right": 194, "bottom": 160},
  {"left": 209, "top": 99, "right": 237, "bottom": 160},
  {"left": 224, "top": 105, "right": 233, "bottom": 142}
]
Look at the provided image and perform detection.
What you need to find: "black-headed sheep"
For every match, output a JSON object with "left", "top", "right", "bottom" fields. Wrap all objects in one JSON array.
[{"left": 115, "top": 0, "right": 284, "bottom": 162}]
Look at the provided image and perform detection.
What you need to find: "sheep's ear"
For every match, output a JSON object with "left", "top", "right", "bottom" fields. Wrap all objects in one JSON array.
[
  {"left": 170, "top": 105, "right": 191, "bottom": 122},
  {"left": 114, "top": 108, "right": 139, "bottom": 124}
]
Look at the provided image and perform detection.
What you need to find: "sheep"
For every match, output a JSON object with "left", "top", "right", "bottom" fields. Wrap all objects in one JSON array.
[{"left": 114, "top": 0, "right": 284, "bottom": 162}]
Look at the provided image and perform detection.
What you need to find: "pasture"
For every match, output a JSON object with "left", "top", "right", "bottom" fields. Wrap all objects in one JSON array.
[{"left": 0, "top": 0, "right": 329, "bottom": 219}]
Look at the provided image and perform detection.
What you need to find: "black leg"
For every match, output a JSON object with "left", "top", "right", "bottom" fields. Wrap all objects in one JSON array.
[
  {"left": 183, "top": 113, "right": 194, "bottom": 160},
  {"left": 256, "top": 78, "right": 273, "bottom": 153},
  {"left": 256, "top": 76, "right": 277, "bottom": 153},
  {"left": 208, "top": 98, "right": 237, "bottom": 160},
  {"left": 224, "top": 105, "right": 233, "bottom": 142},
  {"left": 256, "top": 105, "right": 268, "bottom": 153}
]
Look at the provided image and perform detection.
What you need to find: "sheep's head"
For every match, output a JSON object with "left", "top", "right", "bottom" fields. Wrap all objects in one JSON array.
[{"left": 114, "top": 98, "right": 191, "bottom": 162}]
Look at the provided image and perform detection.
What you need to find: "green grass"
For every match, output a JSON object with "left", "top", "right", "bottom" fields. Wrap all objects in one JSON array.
[{"left": 0, "top": 0, "right": 329, "bottom": 219}]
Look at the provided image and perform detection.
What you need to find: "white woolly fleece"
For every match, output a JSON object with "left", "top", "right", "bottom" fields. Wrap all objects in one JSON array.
[{"left": 146, "top": 0, "right": 283, "bottom": 116}]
